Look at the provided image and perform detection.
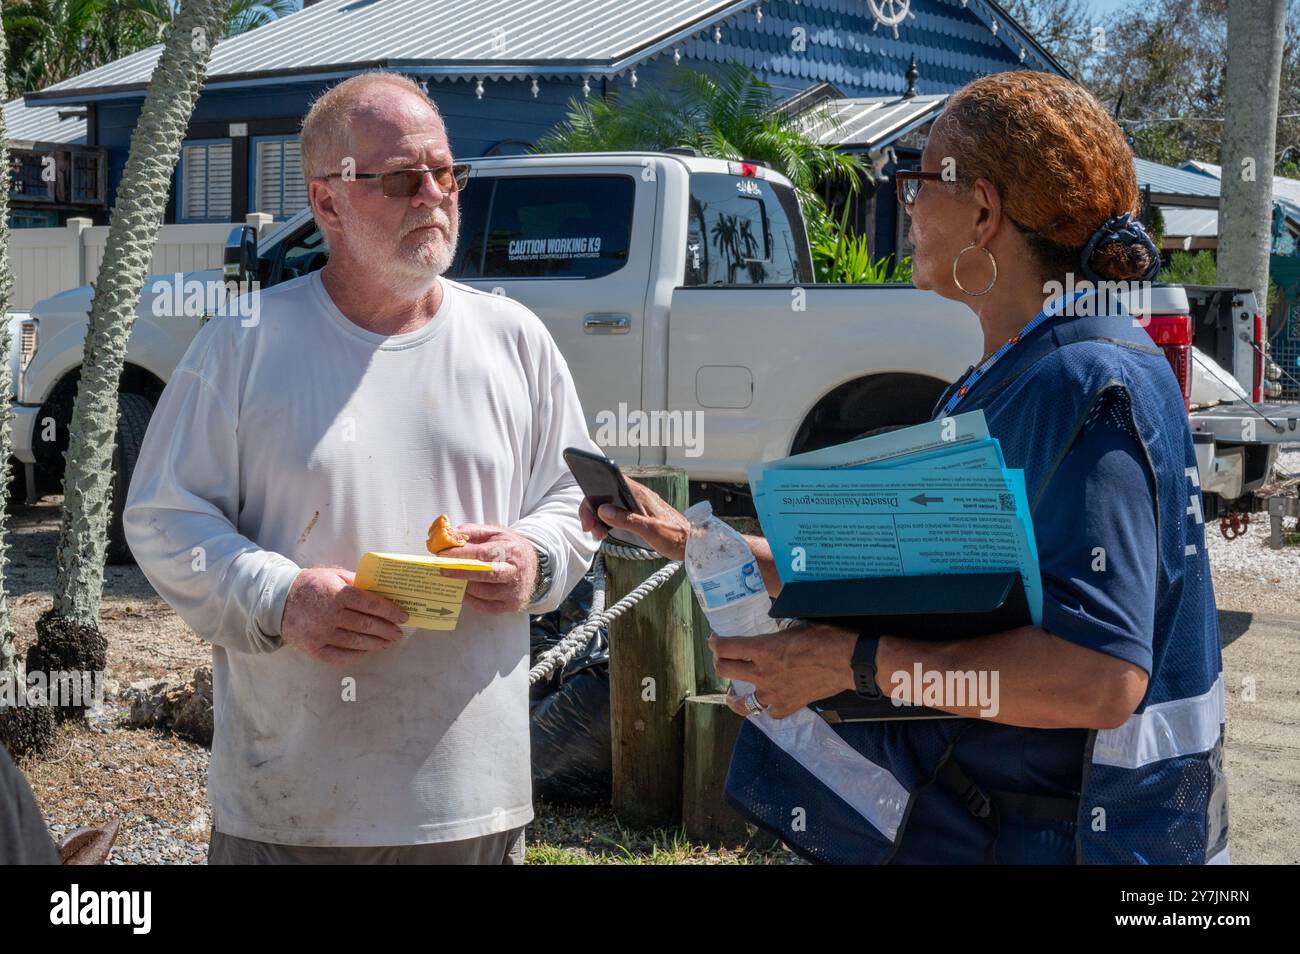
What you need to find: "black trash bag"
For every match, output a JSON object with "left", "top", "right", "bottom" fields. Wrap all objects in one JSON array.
[
  {"left": 528, "top": 573, "right": 612, "bottom": 804},
  {"left": 530, "top": 667, "right": 611, "bottom": 805}
]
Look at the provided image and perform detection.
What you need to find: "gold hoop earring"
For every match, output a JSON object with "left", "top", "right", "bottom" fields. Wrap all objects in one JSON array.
[{"left": 952, "top": 243, "right": 997, "bottom": 296}]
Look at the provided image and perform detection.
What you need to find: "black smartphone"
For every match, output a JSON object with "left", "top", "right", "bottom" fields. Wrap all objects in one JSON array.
[{"left": 563, "top": 447, "right": 640, "bottom": 528}]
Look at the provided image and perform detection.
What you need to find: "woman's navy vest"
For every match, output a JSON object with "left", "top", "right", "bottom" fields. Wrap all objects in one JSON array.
[{"left": 724, "top": 300, "right": 1229, "bottom": 864}]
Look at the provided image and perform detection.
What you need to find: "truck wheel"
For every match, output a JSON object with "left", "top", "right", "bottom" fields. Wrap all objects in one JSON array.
[
  {"left": 106, "top": 393, "right": 153, "bottom": 566},
  {"left": 791, "top": 374, "right": 948, "bottom": 456}
]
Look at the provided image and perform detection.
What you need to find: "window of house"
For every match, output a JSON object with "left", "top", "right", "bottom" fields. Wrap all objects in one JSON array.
[
  {"left": 178, "top": 140, "right": 233, "bottom": 222},
  {"left": 253, "top": 136, "right": 309, "bottom": 220}
]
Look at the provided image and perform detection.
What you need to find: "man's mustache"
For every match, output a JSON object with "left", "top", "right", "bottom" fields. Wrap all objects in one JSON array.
[{"left": 404, "top": 212, "right": 452, "bottom": 235}]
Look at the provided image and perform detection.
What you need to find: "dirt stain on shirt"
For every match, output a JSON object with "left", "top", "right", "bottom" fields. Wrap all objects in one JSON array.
[{"left": 297, "top": 510, "right": 321, "bottom": 546}]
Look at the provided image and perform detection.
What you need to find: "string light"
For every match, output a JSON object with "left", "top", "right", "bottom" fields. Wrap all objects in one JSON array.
[
  {"left": 582, "top": 77, "right": 591, "bottom": 97},
  {"left": 531, "top": 76, "right": 539, "bottom": 97},
  {"left": 475, "top": 78, "right": 484, "bottom": 99}
]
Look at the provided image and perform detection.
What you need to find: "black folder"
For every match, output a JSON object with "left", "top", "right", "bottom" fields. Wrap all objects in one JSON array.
[{"left": 768, "top": 571, "right": 1030, "bottom": 723}]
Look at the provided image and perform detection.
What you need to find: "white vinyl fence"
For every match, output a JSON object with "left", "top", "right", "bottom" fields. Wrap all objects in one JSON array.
[{"left": 8, "top": 213, "right": 275, "bottom": 310}]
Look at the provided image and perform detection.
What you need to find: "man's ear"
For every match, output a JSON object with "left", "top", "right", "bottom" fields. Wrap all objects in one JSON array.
[{"left": 309, "top": 178, "right": 345, "bottom": 233}]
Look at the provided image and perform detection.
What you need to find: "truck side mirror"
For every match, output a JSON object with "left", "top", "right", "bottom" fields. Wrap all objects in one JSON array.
[{"left": 224, "top": 225, "right": 259, "bottom": 285}]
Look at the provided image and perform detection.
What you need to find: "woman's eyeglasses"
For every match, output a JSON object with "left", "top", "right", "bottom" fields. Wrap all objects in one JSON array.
[
  {"left": 320, "top": 163, "right": 472, "bottom": 197},
  {"left": 894, "top": 167, "right": 947, "bottom": 207}
]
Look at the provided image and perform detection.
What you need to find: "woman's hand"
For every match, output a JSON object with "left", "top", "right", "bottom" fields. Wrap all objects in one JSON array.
[
  {"left": 712, "top": 621, "right": 859, "bottom": 720},
  {"left": 578, "top": 477, "right": 690, "bottom": 561}
]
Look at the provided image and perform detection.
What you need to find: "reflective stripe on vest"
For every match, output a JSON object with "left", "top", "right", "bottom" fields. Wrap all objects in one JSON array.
[
  {"left": 746, "top": 707, "right": 909, "bottom": 842},
  {"left": 1093, "top": 674, "right": 1225, "bottom": 769}
]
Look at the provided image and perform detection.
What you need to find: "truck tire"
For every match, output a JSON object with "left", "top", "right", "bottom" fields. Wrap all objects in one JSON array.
[
  {"left": 106, "top": 393, "right": 153, "bottom": 566},
  {"left": 791, "top": 373, "right": 948, "bottom": 456}
]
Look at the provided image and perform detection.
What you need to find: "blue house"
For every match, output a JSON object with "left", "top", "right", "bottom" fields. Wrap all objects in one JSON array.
[{"left": 19, "top": 0, "right": 1062, "bottom": 230}]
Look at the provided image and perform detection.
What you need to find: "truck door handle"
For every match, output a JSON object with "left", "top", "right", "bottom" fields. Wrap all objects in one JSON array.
[{"left": 583, "top": 313, "right": 630, "bottom": 334}]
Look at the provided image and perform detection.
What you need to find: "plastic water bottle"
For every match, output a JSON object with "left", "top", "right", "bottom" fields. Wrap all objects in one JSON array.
[{"left": 684, "top": 501, "right": 782, "bottom": 700}]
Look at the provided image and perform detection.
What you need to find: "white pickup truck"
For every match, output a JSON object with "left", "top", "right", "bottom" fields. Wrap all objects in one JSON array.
[{"left": 7, "top": 150, "right": 1296, "bottom": 561}]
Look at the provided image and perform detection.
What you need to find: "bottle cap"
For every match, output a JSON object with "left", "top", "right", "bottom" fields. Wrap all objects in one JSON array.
[{"left": 684, "top": 501, "right": 714, "bottom": 525}]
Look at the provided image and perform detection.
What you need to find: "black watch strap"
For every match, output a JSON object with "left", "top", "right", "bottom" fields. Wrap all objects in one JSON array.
[{"left": 851, "top": 633, "right": 882, "bottom": 699}]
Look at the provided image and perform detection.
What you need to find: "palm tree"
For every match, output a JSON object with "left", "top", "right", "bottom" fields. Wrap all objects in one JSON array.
[
  {"left": 536, "top": 63, "right": 866, "bottom": 244},
  {"left": 4, "top": 0, "right": 292, "bottom": 94},
  {"left": 27, "top": 0, "right": 229, "bottom": 720},
  {"left": 126, "top": 0, "right": 296, "bottom": 40},
  {"left": 0, "top": 17, "right": 56, "bottom": 757}
]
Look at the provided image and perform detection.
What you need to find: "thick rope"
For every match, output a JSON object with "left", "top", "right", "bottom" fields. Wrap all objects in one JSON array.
[{"left": 527, "top": 539, "right": 683, "bottom": 686}]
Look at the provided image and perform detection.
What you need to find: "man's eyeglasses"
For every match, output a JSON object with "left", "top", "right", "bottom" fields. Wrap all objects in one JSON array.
[
  {"left": 895, "top": 167, "right": 947, "bottom": 207},
  {"left": 320, "top": 163, "right": 472, "bottom": 197}
]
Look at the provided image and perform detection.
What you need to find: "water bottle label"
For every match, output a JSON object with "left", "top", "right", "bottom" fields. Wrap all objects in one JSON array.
[{"left": 691, "top": 560, "right": 766, "bottom": 610}]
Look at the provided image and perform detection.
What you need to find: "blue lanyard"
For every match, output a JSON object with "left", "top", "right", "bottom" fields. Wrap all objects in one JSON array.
[{"left": 937, "top": 289, "right": 1089, "bottom": 419}]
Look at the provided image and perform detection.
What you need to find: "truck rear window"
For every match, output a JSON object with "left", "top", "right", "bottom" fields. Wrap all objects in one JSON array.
[
  {"left": 455, "top": 175, "right": 635, "bottom": 280},
  {"left": 685, "top": 172, "right": 811, "bottom": 285}
]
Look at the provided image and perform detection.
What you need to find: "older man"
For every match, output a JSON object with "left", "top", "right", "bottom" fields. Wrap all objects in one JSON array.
[{"left": 124, "top": 71, "right": 599, "bottom": 863}]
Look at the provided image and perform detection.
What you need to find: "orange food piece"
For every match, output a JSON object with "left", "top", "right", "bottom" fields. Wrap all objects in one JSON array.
[{"left": 426, "top": 514, "right": 469, "bottom": 554}]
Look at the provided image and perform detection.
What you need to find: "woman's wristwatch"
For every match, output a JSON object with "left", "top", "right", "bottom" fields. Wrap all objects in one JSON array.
[{"left": 851, "top": 633, "right": 882, "bottom": 699}]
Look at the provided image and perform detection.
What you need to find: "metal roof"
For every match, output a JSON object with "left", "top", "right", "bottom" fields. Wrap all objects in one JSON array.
[
  {"left": 793, "top": 93, "right": 948, "bottom": 150},
  {"left": 1134, "top": 157, "right": 1222, "bottom": 208},
  {"left": 1182, "top": 159, "right": 1300, "bottom": 223},
  {"left": 3, "top": 98, "right": 86, "bottom": 144},
  {"left": 1160, "top": 208, "right": 1218, "bottom": 239},
  {"left": 25, "top": 0, "right": 1066, "bottom": 105},
  {"left": 29, "top": 0, "right": 759, "bottom": 101}
]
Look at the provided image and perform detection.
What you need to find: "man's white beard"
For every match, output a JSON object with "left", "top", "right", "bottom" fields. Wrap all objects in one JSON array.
[{"left": 340, "top": 207, "right": 459, "bottom": 295}]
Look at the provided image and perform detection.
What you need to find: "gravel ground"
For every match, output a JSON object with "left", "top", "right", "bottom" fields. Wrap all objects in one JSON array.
[
  {"left": 10, "top": 450, "right": 1300, "bottom": 862},
  {"left": 1204, "top": 444, "right": 1300, "bottom": 616}
]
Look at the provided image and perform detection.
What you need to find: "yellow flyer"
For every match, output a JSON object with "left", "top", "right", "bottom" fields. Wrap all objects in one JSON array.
[{"left": 354, "top": 551, "right": 494, "bottom": 631}]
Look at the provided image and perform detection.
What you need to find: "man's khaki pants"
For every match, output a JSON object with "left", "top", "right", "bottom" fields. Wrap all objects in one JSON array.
[{"left": 207, "top": 826, "right": 526, "bottom": 864}]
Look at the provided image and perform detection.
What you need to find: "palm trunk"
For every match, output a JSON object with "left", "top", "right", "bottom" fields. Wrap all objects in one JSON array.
[
  {"left": 30, "top": 0, "right": 231, "bottom": 721},
  {"left": 1217, "top": 0, "right": 1286, "bottom": 311},
  {"left": 0, "top": 19, "right": 15, "bottom": 677},
  {"left": 0, "top": 19, "right": 56, "bottom": 757}
]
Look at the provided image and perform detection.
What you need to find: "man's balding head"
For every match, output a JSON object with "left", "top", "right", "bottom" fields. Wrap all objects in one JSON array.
[
  {"left": 302, "top": 70, "right": 461, "bottom": 296},
  {"left": 300, "top": 71, "right": 444, "bottom": 186}
]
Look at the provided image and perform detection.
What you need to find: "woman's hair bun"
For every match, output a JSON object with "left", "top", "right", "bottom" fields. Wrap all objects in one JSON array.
[{"left": 1084, "top": 239, "right": 1158, "bottom": 283}]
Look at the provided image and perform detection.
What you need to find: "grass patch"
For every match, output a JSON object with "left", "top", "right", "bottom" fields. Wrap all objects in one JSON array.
[{"left": 525, "top": 800, "right": 794, "bottom": 865}]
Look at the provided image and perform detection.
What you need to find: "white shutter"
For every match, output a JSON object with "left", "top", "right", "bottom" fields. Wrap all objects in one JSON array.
[
  {"left": 181, "top": 141, "right": 232, "bottom": 221},
  {"left": 181, "top": 144, "right": 207, "bottom": 221},
  {"left": 256, "top": 138, "right": 309, "bottom": 218},
  {"left": 206, "top": 143, "right": 232, "bottom": 220}
]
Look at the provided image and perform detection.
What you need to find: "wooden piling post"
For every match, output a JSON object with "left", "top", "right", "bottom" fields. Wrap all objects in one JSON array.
[
  {"left": 607, "top": 465, "right": 696, "bottom": 829},
  {"left": 682, "top": 694, "right": 752, "bottom": 846}
]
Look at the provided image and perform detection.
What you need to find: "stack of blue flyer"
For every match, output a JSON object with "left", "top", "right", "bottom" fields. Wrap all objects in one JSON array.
[{"left": 749, "top": 410, "right": 1042, "bottom": 625}]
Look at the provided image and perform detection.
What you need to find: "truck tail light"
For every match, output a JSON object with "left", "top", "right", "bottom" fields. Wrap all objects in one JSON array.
[
  {"left": 1142, "top": 313, "right": 1192, "bottom": 410},
  {"left": 729, "top": 161, "right": 763, "bottom": 178},
  {"left": 1253, "top": 312, "right": 1264, "bottom": 403}
]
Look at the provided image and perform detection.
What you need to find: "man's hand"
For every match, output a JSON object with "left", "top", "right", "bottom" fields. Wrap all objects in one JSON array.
[
  {"left": 280, "top": 567, "right": 409, "bottom": 665},
  {"left": 578, "top": 477, "right": 689, "bottom": 561},
  {"left": 436, "top": 524, "right": 539, "bottom": 614},
  {"left": 712, "top": 622, "right": 858, "bottom": 720}
]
